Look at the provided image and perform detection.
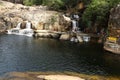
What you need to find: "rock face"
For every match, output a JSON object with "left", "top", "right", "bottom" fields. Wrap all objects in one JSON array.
[
  {"left": 60, "top": 33, "right": 71, "bottom": 40},
  {"left": 104, "top": 4, "right": 120, "bottom": 54},
  {"left": 108, "top": 4, "right": 120, "bottom": 37},
  {"left": 0, "top": 1, "right": 67, "bottom": 33}
]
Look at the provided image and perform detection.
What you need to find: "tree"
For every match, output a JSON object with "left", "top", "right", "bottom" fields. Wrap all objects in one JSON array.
[
  {"left": 23, "top": 0, "right": 64, "bottom": 10},
  {"left": 23, "top": 0, "right": 35, "bottom": 6},
  {"left": 42, "top": 0, "right": 64, "bottom": 10},
  {"left": 82, "top": 0, "right": 120, "bottom": 29}
]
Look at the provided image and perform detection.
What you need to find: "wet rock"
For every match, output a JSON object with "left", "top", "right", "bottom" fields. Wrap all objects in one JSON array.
[
  {"left": 77, "top": 35, "right": 83, "bottom": 42},
  {"left": 60, "top": 33, "right": 70, "bottom": 40},
  {"left": 0, "top": 72, "right": 44, "bottom": 80},
  {"left": 34, "top": 30, "right": 61, "bottom": 39},
  {"left": 51, "top": 33, "right": 61, "bottom": 39},
  {"left": 36, "top": 33, "right": 52, "bottom": 38}
]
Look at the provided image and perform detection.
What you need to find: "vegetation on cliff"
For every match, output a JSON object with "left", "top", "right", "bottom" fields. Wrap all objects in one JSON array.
[
  {"left": 1, "top": 0, "right": 120, "bottom": 33},
  {"left": 82, "top": 0, "right": 120, "bottom": 29},
  {"left": 22, "top": 0, "right": 120, "bottom": 30}
]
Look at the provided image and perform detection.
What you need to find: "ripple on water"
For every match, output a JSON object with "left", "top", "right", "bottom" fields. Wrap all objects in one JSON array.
[{"left": 0, "top": 34, "right": 120, "bottom": 76}]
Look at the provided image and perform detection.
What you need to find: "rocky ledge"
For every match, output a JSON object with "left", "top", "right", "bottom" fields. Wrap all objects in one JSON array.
[
  {"left": 1, "top": 72, "right": 120, "bottom": 80},
  {"left": 0, "top": 0, "right": 67, "bottom": 33},
  {"left": 0, "top": 72, "right": 85, "bottom": 80}
]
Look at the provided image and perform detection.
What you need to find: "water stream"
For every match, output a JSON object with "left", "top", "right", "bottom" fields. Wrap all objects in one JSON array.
[
  {"left": 0, "top": 34, "right": 120, "bottom": 76},
  {"left": 7, "top": 21, "right": 34, "bottom": 37}
]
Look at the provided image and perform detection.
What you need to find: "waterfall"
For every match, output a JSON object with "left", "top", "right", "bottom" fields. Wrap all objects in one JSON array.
[
  {"left": 72, "top": 20, "right": 77, "bottom": 32},
  {"left": 7, "top": 21, "right": 34, "bottom": 37},
  {"left": 26, "top": 21, "right": 31, "bottom": 29},
  {"left": 16, "top": 23, "right": 21, "bottom": 29}
]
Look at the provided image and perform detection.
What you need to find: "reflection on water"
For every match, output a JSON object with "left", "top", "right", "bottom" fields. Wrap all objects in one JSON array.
[
  {"left": 103, "top": 52, "right": 120, "bottom": 75},
  {"left": 0, "top": 34, "right": 120, "bottom": 76}
]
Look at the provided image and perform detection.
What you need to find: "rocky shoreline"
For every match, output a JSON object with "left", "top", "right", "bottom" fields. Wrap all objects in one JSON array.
[
  {"left": 0, "top": 72, "right": 85, "bottom": 80},
  {"left": 0, "top": 71, "right": 120, "bottom": 80}
]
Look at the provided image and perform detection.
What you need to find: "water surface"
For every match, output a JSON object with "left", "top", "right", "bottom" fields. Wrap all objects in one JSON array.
[{"left": 0, "top": 34, "right": 120, "bottom": 76}]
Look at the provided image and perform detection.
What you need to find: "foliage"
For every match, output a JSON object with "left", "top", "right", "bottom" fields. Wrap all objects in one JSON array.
[
  {"left": 23, "top": 0, "right": 120, "bottom": 30},
  {"left": 61, "top": 0, "right": 77, "bottom": 10},
  {"left": 82, "top": 0, "right": 120, "bottom": 28},
  {"left": 23, "top": 0, "right": 35, "bottom": 6},
  {"left": 23, "top": 0, "right": 64, "bottom": 10},
  {"left": 42, "top": 0, "right": 64, "bottom": 10},
  {"left": 23, "top": 0, "right": 91, "bottom": 10},
  {"left": 61, "top": 0, "right": 90, "bottom": 11}
]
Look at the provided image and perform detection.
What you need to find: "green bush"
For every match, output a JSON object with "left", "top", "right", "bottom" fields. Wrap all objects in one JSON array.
[
  {"left": 82, "top": 0, "right": 120, "bottom": 28},
  {"left": 23, "top": 0, "right": 64, "bottom": 10},
  {"left": 23, "top": 0, "right": 42, "bottom": 6},
  {"left": 23, "top": 0, "right": 34, "bottom": 6},
  {"left": 42, "top": 0, "right": 64, "bottom": 10}
]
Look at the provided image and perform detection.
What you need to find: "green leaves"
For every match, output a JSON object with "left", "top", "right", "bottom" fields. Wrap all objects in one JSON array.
[
  {"left": 23, "top": 0, "right": 64, "bottom": 10},
  {"left": 23, "top": 0, "right": 37, "bottom": 6},
  {"left": 42, "top": 0, "right": 64, "bottom": 10},
  {"left": 82, "top": 0, "right": 120, "bottom": 28}
]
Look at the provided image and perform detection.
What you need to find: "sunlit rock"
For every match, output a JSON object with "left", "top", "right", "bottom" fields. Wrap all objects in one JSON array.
[
  {"left": 60, "top": 33, "right": 70, "bottom": 40},
  {"left": 7, "top": 21, "right": 34, "bottom": 37}
]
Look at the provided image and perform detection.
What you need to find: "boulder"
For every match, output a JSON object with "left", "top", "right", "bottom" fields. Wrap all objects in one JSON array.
[
  {"left": 51, "top": 33, "right": 61, "bottom": 39},
  {"left": 108, "top": 4, "right": 120, "bottom": 37},
  {"left": 77, "top": 36, "right": 83, "bottom": 42},
  {"left": 60, "top": 33, "right": 70, "bottom": 40},
  {"left": 35, "top": 33, "right": 52, "bottom": 38}
]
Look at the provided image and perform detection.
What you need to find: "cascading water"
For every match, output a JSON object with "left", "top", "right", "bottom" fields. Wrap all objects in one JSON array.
[
  {"left": 71, "top": 20, "right": 91, "bottom": 42},
  {"left": 16, "top": 23, "right": 21, "bottom": 29},
  {"left": 7, "top": 23, "right": 21, "bottom": 34},
  {"left": 7, "top": 21, "right": 34, "bottom": 37},
  {"left": 26, "top": 21, "right": 31, "bottom": 29},
  {"left": 70, "top": 20, "right": 78, "bottom": 42},
  {"left": 72, "top": 20, "right": 77, "bottom": 32}
]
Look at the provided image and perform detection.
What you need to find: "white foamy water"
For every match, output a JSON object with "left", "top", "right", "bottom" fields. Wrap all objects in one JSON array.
[{"left": 7, "top": 21, "right": 34, "bottom": 37}]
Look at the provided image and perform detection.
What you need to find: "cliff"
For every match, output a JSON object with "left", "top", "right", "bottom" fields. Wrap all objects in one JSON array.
[
  {"left": 108, "top": 4, "right": 120, "bottom": 38},
  {"left": 0, "top": 1, "right": 68, "bottom": 33},
  {"left": 104, "top": 4, "right": 120, "bottom": 54}
]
